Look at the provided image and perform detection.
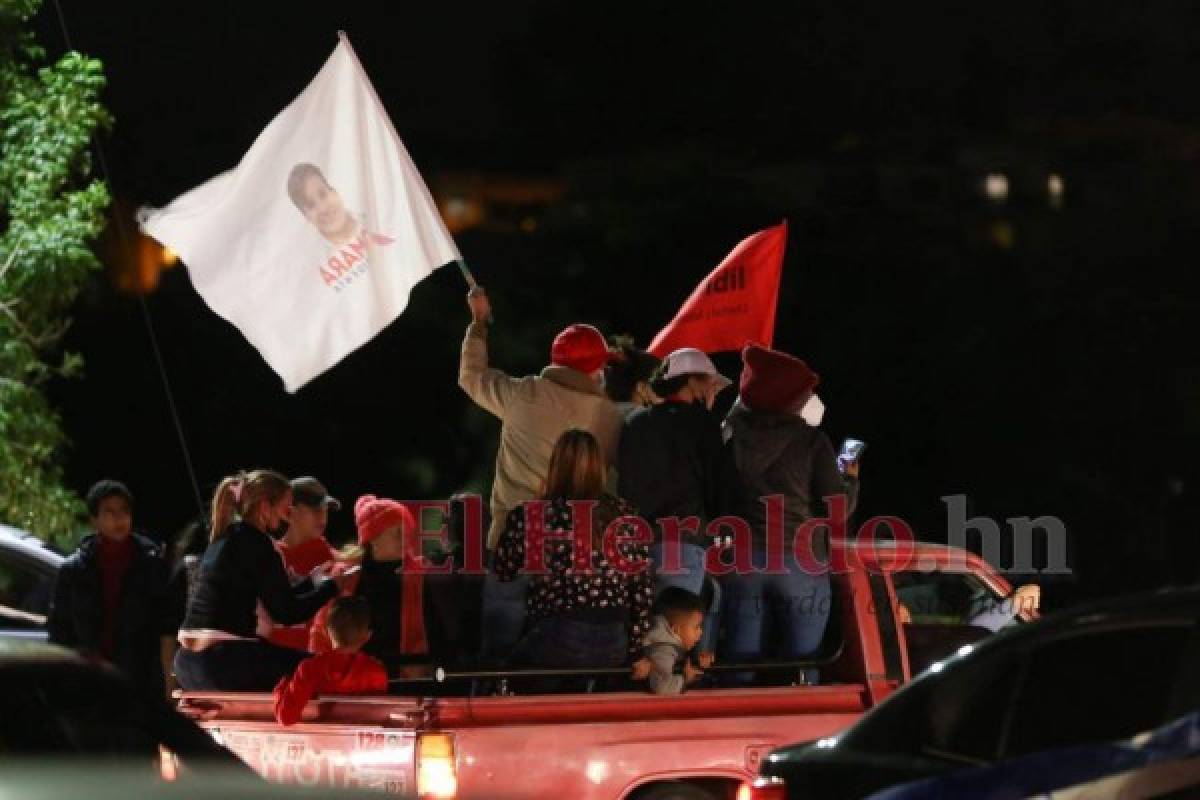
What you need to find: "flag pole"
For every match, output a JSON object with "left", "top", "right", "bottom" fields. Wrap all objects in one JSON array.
[{"left": 456, "top": 259, "right": 478, "bottom": 289}]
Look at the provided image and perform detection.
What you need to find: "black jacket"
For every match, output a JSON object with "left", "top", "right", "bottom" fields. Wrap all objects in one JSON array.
[
  {"left": 617, "top": 401, "right": 739, "bottom": 543},
  {"left": 181, "top": 521, "right": 336, "bottom": 639},
  {"left": 47, "top": 533, "right": 172, "bottom": 696},
  {"left": 724, "top": 404, "right": 860, "bottom": 558}
]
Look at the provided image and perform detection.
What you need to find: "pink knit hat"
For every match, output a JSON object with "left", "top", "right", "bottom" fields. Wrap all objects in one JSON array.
[{"left": 354, "top": 495, "right": 414, "bottom": 546}]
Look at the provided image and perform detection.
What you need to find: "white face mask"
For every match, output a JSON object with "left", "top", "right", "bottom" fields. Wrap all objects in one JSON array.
[{"left": 799, "top": 393, "right": 825, "bottom": 427}]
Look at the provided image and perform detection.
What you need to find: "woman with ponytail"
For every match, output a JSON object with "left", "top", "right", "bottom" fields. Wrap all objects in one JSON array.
[{"left": 175, "top": 470, "right": 346, "bottom": 690}]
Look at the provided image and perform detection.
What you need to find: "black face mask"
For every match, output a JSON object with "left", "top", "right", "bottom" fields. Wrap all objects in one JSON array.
[{"left": 692, "top": 396, "right": 721, "bottom": 420}]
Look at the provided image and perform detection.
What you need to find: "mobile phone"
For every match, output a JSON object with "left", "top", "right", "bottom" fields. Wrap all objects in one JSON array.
[{"left": 838, "top": 438, "right": 866, "bottom": 473}]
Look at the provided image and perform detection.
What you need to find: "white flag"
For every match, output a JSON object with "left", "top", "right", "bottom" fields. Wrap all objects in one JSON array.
[{"left": 140, "top": 35, "right": 461, "bottom": 392}]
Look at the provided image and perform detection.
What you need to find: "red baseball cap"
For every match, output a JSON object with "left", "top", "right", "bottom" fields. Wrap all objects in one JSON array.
[{"left": 550, "top": 324, "right": 610, "bottom": 374}]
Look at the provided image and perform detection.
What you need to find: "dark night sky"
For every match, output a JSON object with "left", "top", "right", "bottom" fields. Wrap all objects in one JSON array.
[{"left": 28, "top": 1, "right": 1200, "bottom": 600}]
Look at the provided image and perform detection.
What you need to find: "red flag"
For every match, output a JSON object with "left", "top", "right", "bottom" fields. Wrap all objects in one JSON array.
[{"left": 648, "top": 221, "right": 787, "bottom": 358}]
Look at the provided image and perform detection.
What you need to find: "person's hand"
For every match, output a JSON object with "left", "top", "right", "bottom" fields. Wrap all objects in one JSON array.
[
  {"left": 1011, "top": 583, "right": 1041, "bottom": 616},
  {"left": 684, "top": 660, "right": 704, "bottom": 684},
  {"left": 630, "top": 658, "right": 652, "bottom": 681},
  {"left": 331, "top": 565, "right": 360, "bottom": 592},
  {"left": 467, "top": 286, "right": 491, "bottom": 324},
  {"left": 696, "top": 651, "right": 715, "bottom": 669}
]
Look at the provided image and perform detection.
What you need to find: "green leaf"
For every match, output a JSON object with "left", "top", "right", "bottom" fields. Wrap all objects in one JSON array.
[{"left": 0, "top": 0, "right": 109, "bottom": 549}]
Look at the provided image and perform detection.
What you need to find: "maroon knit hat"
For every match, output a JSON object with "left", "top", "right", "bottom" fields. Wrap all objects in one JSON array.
[
  {"left": 739, "top": 344, "right": 820, "bottom": 413},
  {"left": 354, "top": 494, "right": 415, "bottom": 546},
  {"left": 550, "top": 324, "right": 610, "bottom": 374}
]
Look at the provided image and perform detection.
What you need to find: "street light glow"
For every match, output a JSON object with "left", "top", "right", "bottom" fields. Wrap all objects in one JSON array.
[{"left": 984, "top": 173, "right": 1009, "bottom": 202}]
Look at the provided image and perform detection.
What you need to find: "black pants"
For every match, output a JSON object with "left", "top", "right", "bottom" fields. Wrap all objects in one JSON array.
[
  {"left": 175, "top": 639, "right": 308, "bottom": 691},
  {"left": 507, "top": 616, "right": 628, "bottom": 694}
]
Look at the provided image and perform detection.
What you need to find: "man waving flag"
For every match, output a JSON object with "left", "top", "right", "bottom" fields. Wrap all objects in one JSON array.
[{"left": 140, "top": 34, "right": 461, "bottom": 392}]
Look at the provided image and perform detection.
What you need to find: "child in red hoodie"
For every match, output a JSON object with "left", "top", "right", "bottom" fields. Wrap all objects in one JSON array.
[{"left": 273, "top": 596, "right": 388, "bottom": 726}]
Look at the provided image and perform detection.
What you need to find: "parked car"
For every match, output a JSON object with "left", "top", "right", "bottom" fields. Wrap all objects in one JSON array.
[
  {"left": 0, "top": 637, "right": 247, "bottom": 773},
  {"left": 863, "top": 709, "right": 1200, "bottom": 799},
  {"left": 0, "top": 523, "right": 63, "bottom": 640},
  {"left": 742, "top": 585, "right": 1200, "bottom": 800}
]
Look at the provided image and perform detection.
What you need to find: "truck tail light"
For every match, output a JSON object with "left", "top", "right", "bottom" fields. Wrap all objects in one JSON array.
[
  {"left": 416, "top": 732, "right": 458, "bottom": 799},
  {"left": 159, "top": 746, "right": 179, "bottom": 782},
  {"left": 736, "top": 776, "right": 787, "bottom": 800}
]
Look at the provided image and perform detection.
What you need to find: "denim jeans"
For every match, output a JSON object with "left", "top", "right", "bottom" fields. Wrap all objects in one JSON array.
[
  {"left": 719, "top": 552, "right": 832, "bottom": 669},
  {"left": 651, "top": 541, "right": 720, "bottom": 653},
  {"left": 174, "top": 639, "right": 309, "bottom": 691},
  {"left": 478, "top": 566, "right": 529, "bottom": 665},
  {"left": 507, "top": 616, "right": 628, "bottom": 694}
]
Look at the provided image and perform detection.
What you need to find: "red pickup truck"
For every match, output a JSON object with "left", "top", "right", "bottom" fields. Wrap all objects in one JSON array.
[{"left": 175, "top": 542, "right": 1026, "bottom": 800}]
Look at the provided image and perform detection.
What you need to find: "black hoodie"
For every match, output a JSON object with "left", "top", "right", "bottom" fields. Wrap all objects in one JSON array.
[
  {"left": 724, "top": 404, "right": 859, "bottom": 559},
  {"left": 617, "top": 401, "right": 739, "bottom": 544}
]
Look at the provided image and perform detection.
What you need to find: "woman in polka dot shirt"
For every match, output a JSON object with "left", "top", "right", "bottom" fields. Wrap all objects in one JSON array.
[{"left": 494, "top": 429, "right": 655, "bottom": 673}]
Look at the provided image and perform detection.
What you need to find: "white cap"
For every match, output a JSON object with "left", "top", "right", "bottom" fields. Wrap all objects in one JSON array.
[{"left": 660, "top": 348, "right": 732, "bottom": 389}]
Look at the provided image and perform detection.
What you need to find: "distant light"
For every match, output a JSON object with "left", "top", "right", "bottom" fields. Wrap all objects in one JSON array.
[
  {"left": 445, "top": 197, "right": 468, "bottom": 219},
  {"left": 1047, "top": 173, "right": 1064, "bottom": 209},
  {"left": 520, "top": 216, "right": 538, "bottom": 234},
  {"left": 989, "top": 220, "right": 1015, "bottom": 249},
  {"left": 161, "top": 246, "right": 179, "bottom": 267},
  {"left": 984, "top": 173, "right": 1009, "bottom": 202}
]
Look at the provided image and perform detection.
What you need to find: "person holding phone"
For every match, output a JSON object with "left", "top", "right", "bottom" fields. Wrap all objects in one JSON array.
[
  {"left": 720, "top": 345, "right": 860, "bottom": 675},
  {"left": 837, "top": 438, "right": 867, "bottom": 475},
  {"left": 309, "top": 495, "right": 429, "bottom": 673},
  {"left": 175, "top": 470, "right": 347, "bottom": 691}
]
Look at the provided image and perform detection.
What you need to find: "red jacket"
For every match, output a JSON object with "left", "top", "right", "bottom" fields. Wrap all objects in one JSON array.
[
  {"left": 267, "top": 537, "right": 337, "bottom": 650},
  {"left": 273, "top": 650, "right": 388, "bottom": 726}
]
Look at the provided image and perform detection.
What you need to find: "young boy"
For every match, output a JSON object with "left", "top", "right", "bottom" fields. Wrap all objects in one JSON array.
[
  {"left": 639, "top": 588, "right": 715, "bottom": 695},
  {"left": 267, "top": 476, "right": 340, "bottom": 649},
  {"left": 273, "top": 596, "right": 388, "bottom": 726},
  {"left": 48, "top": 480, "right": 174, "bottom": 698}
]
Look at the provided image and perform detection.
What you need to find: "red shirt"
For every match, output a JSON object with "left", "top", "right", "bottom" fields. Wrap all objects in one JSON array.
[
  {"left": 267, "top": 537, "right": 336, "bottom": 650},
  {"left": 97, "top": 535, "right": 135, "bottom": 659},
  {"left": 273, "top": 650, "right": 388, "bottom": 726}
]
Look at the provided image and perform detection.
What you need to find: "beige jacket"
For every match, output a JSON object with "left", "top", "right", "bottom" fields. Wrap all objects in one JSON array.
[{"left": 458, "top": 322, "right": 622, "bottom": 548}]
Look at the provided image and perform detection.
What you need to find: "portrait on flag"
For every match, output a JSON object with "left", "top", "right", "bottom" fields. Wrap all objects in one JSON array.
[
  {"left": 140, "top": 37, "right": 460, "bottom": 392},
  {"left": 285, "top": 162, "right": 396, "bottom": 292}
]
